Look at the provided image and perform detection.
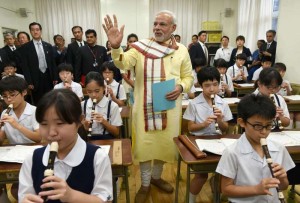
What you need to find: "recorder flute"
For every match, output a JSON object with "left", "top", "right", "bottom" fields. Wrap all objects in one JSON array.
[
  {"left": 210, "top": 94, "right": 221, "bottom": 134},
  {"left": 0, "top": 104, "right": 13, "bottom": 127},
  {"left": 260, "top": 138, "right": 286, "bottom": 203},
  {"left": 88, "top": 99, "right": 97, "bottom": 137},
  {"left": 270, "top": 94, "right": 283, "bottom": 130},
  {"left": 220, "top": 74, "right": 225, "bottom": 98}
]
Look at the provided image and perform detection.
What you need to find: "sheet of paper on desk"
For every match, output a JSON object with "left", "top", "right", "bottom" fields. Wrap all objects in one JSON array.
[
  {"left": 283, "top": 95, "right": 300, "bottom": 101},
  {"left": 237, "top": 83, "right": 254, "bottom": 87},
  {"left": 98, "top": 145, "right": 110, "bottom": 155},
  {"left": 195, "top": 87, "right": 203, "bottom": 92},
  {"left": 152, "top": 79, "right": 175, "bottom": 112},
  {"left": 281, "top": 131, "right": 300, "bottom": 142},
  {"left": 0, "top": 145, "right": 43, "bottom": 163},
  {"left": 195, "top": 138, "right": 237, "bottom": 155},
  {"left": 268, "top": 132, "right": 300, "bottom": 146},
  {"left": 223, "top": 98, "right": 240, "bottom": 104}
]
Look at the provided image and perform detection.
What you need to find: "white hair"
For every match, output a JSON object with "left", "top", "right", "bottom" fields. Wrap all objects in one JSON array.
[{"left": 155, "top": 10, "right": 177, "bottom": 24}]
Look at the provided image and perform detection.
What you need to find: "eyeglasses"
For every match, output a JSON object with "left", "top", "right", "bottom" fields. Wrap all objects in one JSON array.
[
  {"left": 246, "top": 120, "right": 274, "bottom": 131},
  {"left": 266, "top": 85, "right": 280, "bottom": 91},
  {"left": 2, "top": 92, "right": 20, "bottom": 100}
]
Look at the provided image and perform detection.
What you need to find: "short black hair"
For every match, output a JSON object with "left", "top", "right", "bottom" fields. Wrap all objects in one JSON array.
[
  {"left": 258, "top": 39, "right": 265, "bottom": 44},
  {"left": 85, "top": 71, "right": 104, "bottom": 87},
  {"left": 174, "top": 34, "right": 181, "bottom": 39},
  {"left": 36, "top": 89, "right": 82, "bottom": 124},
  {"left": 127, "top": 33, "right": 138, "bottom": 42},
  {"left": 236, "top": 53, "right": 247, "bottom": 61},
  {"left": 236, "top": 35, "right": 245, "bottom": 42},
  {"left": 0, "top": 76, "right": 28, "bottom": 94},
  {"left": 53, "top": 34, "right": 64, "bottom": 42},
  {"left": 198, "top": 30, "right": 207, "bottom": 37},
  {"left": 72, "top": 26, "right": 83, "bottom": 33},
  {"left": 192, "top": 34, "right": 198, "bottom": 39},
  {"left": 221, "top": 36, "right": 229, "bottom": 41},
  {"left": 266, "top": 30, "right": 276, "bottom": 36},
  {"left": 193, "top": 58, "right": 206, "bottom": 69},
  {"left": 256, "top": 68, "right": 283, "bottom": 88},
  {"left": 197, "top": 66, "right": 220, "bottom": 85},
  {"left": 85, "top": 29, "right": 97, "bottom": 37},
  {"left": 215, "top": 58, "right": 228, "bottom": 68},
  {"left": 261, "top": 56, "right": 272, "bottom": 63},
  {"left": 274, "top": 62, "right": 286, "bottom": 72},
  {"left": 238, "top": 94, "right": 276, "bottom": 121},
  {"left": 4, "top": 61, "right": 17, "bottom": 68},
  {"left": 58, "top": 63, "right": 73, "bottom": 73},
  {"left": 17, "top": 31, "right": 30, "bottom": 41},
  {"left": 29, "top": 22, "right": 42, "bottom": 31},
  {"left": 100, "top": 61, "right": 117, "bottom": 75}
]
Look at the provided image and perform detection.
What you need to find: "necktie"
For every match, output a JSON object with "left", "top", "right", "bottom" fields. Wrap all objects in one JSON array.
[
  {"left": 203, "top": 45, "right": 208, "bottom": 64},
  {"left": 11, "top": 47, "right": 15, "bottom": 51},
  {"left": 37, "top": 42, "right": 47, "bottom": 73},
  {"left": 80, "top": 42, "right": 83, "bottom": 47},
  {"left": 267, "top": 43, "right": 271, "bottom": 49}
]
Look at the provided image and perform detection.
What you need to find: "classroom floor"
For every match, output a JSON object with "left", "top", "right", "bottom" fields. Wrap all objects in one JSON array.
[{"left": 2, "top": 162, "right": 300, "bottom": 203}]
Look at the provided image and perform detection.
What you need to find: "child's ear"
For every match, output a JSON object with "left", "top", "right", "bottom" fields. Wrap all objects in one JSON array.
[
  {"left": 22, "top": 89, "right": 27, "bottom": 97},
  {"left": 237, "top": 118, "right": 246, "bottom": 128}
]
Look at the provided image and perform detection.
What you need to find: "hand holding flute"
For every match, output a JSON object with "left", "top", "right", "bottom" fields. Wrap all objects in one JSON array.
[
  {"left": 87, "top": 99, "right": 97, "bottom": 137},
  {"left": 0, "top": 104, "right": 13, "bottom": 128},
  {"left": 210, "top": 94, "right": 221, "bottom": 134},
  {"left": 270, "top": 94, "right": 284, "bottom": 130}
]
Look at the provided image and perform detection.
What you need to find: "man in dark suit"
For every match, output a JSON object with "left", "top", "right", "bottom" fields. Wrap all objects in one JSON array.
[
  {"left": 75, "top": 29, "right": 108, "bottom": 85},
  {"left": 2, "top": 32, "right": 18, "bottom": 63},
  {"left": 260, "top": 29, "right": 277, "bottom": 66},
  {"left": 189, "top": 30, "right": 208, "bottom": 68},
  {"left": 13, "top": 31, "right": 31, "bottom": 75},
  {"left": 0, "top": 48, "right": 9, "bottom": 73},
  {"left": 66, "top": 26, "right": 86, "bottom": 82},
  {"left": 21, "top": 22, "right": 58, "bottom": 105},
  {"left": 53, "top": 34, "right": 67, "bottom": 66}
]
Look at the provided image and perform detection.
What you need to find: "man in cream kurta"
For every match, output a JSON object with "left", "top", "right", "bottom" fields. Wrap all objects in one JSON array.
[{"left": 103, "top": 10, "right": 193, "bottom": 202}]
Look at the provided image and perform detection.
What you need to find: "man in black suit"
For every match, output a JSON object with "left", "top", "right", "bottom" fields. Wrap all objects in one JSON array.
[
  {"left": 2, "top": 33, "right": 18, "bottom": 63},
  {"left": 189, "top": 30, "right": 208, "bottom": 68},
  {"left": 13, "top": 31, "right": 31, "bottom": 75},
  {"left": 53, "top": 34, "right": 67, "bottom": 66},
  {"left": 0, "top": 48, "right": 9, "bottom": 73},
  {"left": 66, "top": 26, "right": 86, "bottom": 82},
  {"left": 21, "top": 22, "right": 58, "bottom": 105},
  {"left": 75, "top": 29, "right": 108, "bottom": 85},
  {"left": 260, "top": 29, "right": 277, "bottom": 66}
]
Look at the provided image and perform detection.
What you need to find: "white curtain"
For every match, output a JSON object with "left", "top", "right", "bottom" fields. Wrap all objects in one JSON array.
[
  {"left": 149, "top": 0, "right": 208, "bottom": 47},
  {"left": 237, "top": 0, "right": 273, "bottom": 52},
  {"left": 35, "top": 0, "right": 103, "bottom": 45}
]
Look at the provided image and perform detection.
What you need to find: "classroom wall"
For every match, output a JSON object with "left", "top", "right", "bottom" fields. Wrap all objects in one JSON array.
[
  {"left": 276, "top": 0, "right": 300, "bottom": 84},
  {"left": 0, "top": 0, "right": 36, "bottom": 47}
]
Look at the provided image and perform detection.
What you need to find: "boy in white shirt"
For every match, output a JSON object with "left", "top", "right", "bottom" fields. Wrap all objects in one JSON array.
[
  {"left": 215, "top": 58, "right": 234, "bottom": 97},
  {"left": 227, "top": 53, "right": 248, "bottom": 83},
  {"left": 54, "top": 63, "right": 83, "bottom": 100},
  {"left": 1, "top": 62, "right": 24, "bottom": 79},
  {"left": 252, "top": 56, "right": 272, "bottom": 82}
]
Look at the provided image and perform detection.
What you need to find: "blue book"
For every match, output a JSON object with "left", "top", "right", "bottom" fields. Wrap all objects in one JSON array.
[{"left": 152, "top": 79, "right": 176, "bottom": 112}]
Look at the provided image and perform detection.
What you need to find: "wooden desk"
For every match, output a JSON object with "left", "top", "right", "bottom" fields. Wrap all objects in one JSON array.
[
  {"left": 173, "top": 135, "right": 300, "bottom": 203},
  {"left": 233, "top": 83, "right": 255, "bottom": 97},
  {"left": 120, "top": 106, "right": 130, "bottom": 138},
  {"left": 0, "top": 139, "right": 133, "bottom": 203}
]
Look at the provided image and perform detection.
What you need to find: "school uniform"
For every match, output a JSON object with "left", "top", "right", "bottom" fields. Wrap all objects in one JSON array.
[
  {"left": 277, "top": 80, "right": 292, "bottom": 96},
  {"left": 183, "top": 85, "right": 196, "bottom": 100},
  {"left": 1, "top": 102, "right": 39, "bottom": 144},
  {"left": 54, "top": 81, "right": 83, "bottom": 98},
  {"left": 216, "top": 133, "right": 295, "bottom": 203},
  {"left": 18, "top": 135, "right": 113, "bottom": 202},
  {"left": 253, "top": 89, "right": 290, "bottom": 119},
  {"left": 81, "top": 97, "right": 122, "bottom": 139},
  {"left": 183, "top": 93, "right": 233, "bottom": 135},
  {"left": 252, "top": 66, "right": 263, "bottom": 81},
  {"left": 218, "top": 73, "right": 234, "bottom": 96},
  {"left": 192, "top": 69, "right": 198, "bottom": 85},
  {"left": 2, "top": 73, "right": 25, "bottom": 79},
  {"left": 227, "top": 64, "right": 248, "bottom": 83},
  {"left": 107, "top": 79, "right": 126, "bottom": 101}
]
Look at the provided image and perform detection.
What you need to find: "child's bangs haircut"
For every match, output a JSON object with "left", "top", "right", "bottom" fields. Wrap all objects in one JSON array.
[
  {"left": 36, "top": 89, "right": 82, "bottom": 124},
  {"left": 100, "top": 61, "right": 117, "bottom": 75},
  {"left": 215, "top": 58, "right": 228, "bottom": 68},
  {"left": 197, "top": 66, "right": 220, "bottom": 85},
  {"left": 0, "top": 76, "right": 28, "bottom": 94},
  {"left": 274, "top": 62, "right": 286, "bottom": 72},
  {"left": 85, "top": 71, "right": 105, "bottom": 87},
  {"left": 58, "top": 63, "right": 73, "bottom": 73},
  {"left": 258, "top": 68, "right": 282, "bottom": 87},
  {"left": 238, "top": 94, "right": 276, "bottom": 121}
]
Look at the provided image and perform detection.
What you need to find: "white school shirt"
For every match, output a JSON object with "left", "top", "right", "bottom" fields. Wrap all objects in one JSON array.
[
  {"left": 192, "top": 69, "right": 198, "bottom": 85},
  {"left": 252, "top": 66, "right": 263, "bottom": 81},
  {"left": 227, "top": 64, "right": 248, "bottom": 81},
  {"left": 214, "top": 46, "right": 233, "bottom": 62},
  {"left": 2, "top": 73, "right": 25, "bottom": 79},
  {"left": 253, "top": 89, "right": 290, "bottom": 119},
  {"left": 54, "top": 81, "right": 83, "bottom": 98},
  {"left": 218, "top": 74, "right": 234, "bottom": 96},
  {"left": 81, "top": 97, "right": 122, "bottom": 135},
  {"left": 183, "top": 85, "right": 196, "bottom": 100},
  {"left": 183, "top": 93, "right": 233, "bottom": 135},
  {"left": 277, "top": 80, "right": 292, "bottom": 96},
  {"left": 108, "top": 79, "right": 126, "bottom": 100},
  {"left": 1, "top": 102, "right": 39, "bottom": 144},
  {"left": 216, "top": 133, "right": 295, "bottom": 203},
  {"left": 18, "top": 135, "right": 113, "bottom": 202}
]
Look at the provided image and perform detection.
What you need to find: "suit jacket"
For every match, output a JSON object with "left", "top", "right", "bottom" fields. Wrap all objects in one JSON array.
[
  {"left": 189, "top": 42, "right": 207, "bottom": 68},
  {"left": 21, "top": 40, "right": 58, "bottom": 87},
  {"left": 0, "top": 48, "right": 9, "bottom": 73},
  {"left": 75, "top": 45, "right": 108, "bottom": 82},
  {"left": 2, "top": 45, "right": 19, "bottom": 62},
  {"left": 229, "top": 46, "right": 252, "bottom": 66},
  {"left": 260, "top": 41, "right": 277, "bottom": 65},
  {"left": 66, "top": 41, "right": 87, "bottom": 82},
  {"left": 53, "top": 46, "right": 67, "bottom": 66}
]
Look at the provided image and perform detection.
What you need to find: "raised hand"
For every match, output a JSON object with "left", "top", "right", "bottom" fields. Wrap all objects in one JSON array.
[{"left": 102, "top": 15, "right": 125, "bottom": 49}]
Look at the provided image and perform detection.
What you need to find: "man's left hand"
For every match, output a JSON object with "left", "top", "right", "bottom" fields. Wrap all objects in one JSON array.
[{"left": 165, "top": 85, "right": 182, "bottom": 101}]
